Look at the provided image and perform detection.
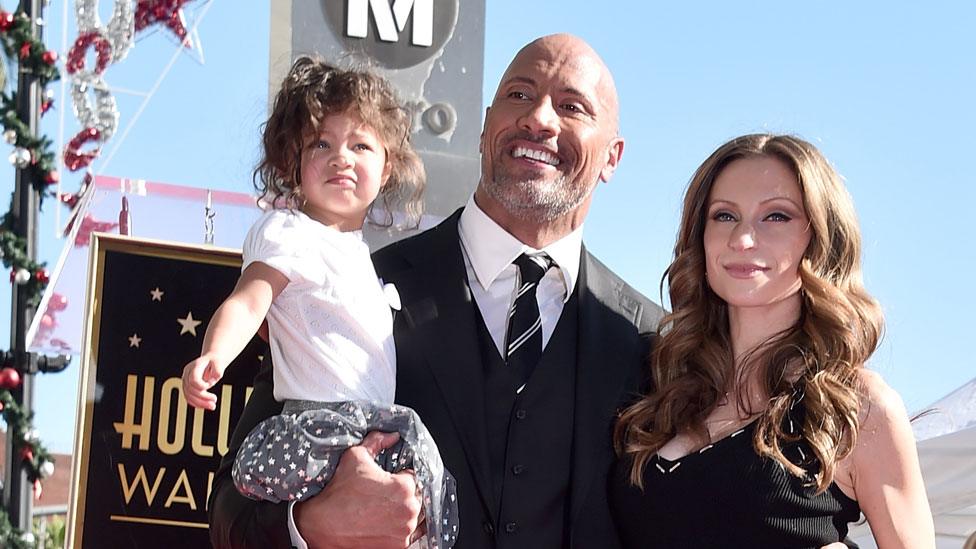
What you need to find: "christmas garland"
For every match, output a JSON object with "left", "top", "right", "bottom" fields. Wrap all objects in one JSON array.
[
  {"left": 0, "top": 386, "right": 55, "bottom": 492},
  {"left": 0, "top": 8, "right": 60, "bottom": 202},
  {"left": 0, "top": 6, "right": 59, "bottom": 547},
  {"left": 0, "top": 6, "right": 58, "bottom": 308}
]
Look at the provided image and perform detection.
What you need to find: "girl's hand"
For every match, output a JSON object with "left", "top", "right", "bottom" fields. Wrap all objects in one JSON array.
[{"left": 181, "top": 355, "right": 227, "bottom": 410}]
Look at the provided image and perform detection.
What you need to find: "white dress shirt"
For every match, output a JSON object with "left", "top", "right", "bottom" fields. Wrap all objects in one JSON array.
[{"left": 458, "top": 195, "right": 583, "bottom": 356}]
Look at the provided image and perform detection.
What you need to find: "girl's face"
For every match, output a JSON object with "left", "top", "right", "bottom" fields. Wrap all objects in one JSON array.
[
  {"left": 703, "top": 155, "right": 811, "bottom": 313},
  {"left": 299, "top": 110, "right": 391, "bottom": 231}
]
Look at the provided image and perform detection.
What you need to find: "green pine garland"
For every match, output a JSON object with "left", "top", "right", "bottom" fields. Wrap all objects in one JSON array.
[
  {"left": 0, "top": 8, "right": 60, "bottom": 203},
  {"left": 0, "top": 390, "right": 54, "bottom": 484},
  {"left": 0, "top": 510, "right": 34, "bottom": 549},
  {"left": 0, "top": 5, "right": 60, "bottom": 547}
]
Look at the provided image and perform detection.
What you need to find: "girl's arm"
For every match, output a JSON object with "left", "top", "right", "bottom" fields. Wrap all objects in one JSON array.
[
  {"left": 182, "top": 262, "right": 288, "bottom": 410},
  {"left": 847, "top": 370, "right": 935, "bottom": 549}
]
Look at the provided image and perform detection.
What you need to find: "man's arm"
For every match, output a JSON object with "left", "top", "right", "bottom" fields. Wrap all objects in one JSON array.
[
  {"left": 208, "top": 355, "right": 292, "bottom": 548},
  {"left": 207, "top": 356, "right": 424, "bottom": 549}
]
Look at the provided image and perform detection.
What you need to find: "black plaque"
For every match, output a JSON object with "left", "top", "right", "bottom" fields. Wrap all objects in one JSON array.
[{"left": 68, "top": 234, "right": 264, "bottom": 548}]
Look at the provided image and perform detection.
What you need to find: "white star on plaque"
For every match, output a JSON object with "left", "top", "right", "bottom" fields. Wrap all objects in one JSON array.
[
  {"left": 150, "top": 287, "right": 164, "bottom": 301},
  {"left": 177, "top": 312, "right": 202, "bottom": 336},
  {"left": 128, "top": 334, "right": 142, "bottom": 348}
]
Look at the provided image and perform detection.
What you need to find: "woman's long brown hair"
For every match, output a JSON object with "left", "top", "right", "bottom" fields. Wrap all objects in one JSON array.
[{"left": 615, "top": 134, "right": 883, "bottom": 493}]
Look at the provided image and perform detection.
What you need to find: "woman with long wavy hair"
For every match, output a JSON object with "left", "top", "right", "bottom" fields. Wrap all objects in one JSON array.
[{"left": 610, "top": 134, "right": 934, "bottom": 548}]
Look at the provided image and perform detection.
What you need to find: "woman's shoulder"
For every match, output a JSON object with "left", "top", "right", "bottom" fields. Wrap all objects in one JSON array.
[
  {"left": 844, "top": 369, "right": 917, "bottom": 482},
  {"left": 856, "top": 369, "right": 910, "bottom": 431}
]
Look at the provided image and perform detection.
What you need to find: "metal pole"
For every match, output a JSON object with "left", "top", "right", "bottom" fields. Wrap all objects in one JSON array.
[{"left": 4, "top": 0, "right": 42, "bottom": 532}]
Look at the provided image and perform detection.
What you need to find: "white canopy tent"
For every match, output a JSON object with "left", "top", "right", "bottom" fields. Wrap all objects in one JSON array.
[{"left": 850, "top": 377, "right": 976, "bottom": 548}]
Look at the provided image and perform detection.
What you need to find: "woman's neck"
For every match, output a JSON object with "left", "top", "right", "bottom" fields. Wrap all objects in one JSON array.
[{"left": 727, "top": 293, "right": 802, "bottom": 380}]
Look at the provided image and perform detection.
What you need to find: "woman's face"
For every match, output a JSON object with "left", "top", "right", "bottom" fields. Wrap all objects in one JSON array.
[{"left": 703, "top": 155, "right": 812, "bottom": 311}]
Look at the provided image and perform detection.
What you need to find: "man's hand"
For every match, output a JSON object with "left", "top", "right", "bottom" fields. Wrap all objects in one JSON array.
[{"left": 294, "top": 431, "right": 423, "bottom": 549}]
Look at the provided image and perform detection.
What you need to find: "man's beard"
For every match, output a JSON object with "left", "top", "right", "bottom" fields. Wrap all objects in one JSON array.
[{"left": 482, "top": 169, "right": 590, "bottom": 222}]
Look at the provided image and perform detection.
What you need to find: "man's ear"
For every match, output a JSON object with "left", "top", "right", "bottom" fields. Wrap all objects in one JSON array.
[
  {"left": 599, "top": 137, "right": 625, "bottom": 183},
  {"left": 479, "top": 106, "right": 490, "bottom": 154}
]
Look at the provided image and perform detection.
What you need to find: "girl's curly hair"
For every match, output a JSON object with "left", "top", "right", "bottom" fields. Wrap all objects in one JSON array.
[{"left": 254, "top": 56, "right": 424, "bottom": 227}]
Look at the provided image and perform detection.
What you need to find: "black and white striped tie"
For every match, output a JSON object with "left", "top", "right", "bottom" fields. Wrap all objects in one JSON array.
[{"left": 505, "top": 253, "right": 553, "bottom": 385}]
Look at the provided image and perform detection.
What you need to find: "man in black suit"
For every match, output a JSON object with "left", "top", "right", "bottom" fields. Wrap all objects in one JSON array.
[{"left": 208, "top": 33, "right": 664, "bottom": 549}]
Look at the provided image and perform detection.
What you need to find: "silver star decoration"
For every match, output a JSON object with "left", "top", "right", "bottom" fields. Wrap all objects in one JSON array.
[
  {"left": 128, "top": 333, "right": 142, "bottom": 348},
  {"left": 150, "top": 287, "right": 164, "bottom": 301}
]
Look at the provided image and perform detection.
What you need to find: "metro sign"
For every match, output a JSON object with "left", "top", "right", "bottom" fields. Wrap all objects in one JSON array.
[
  {"left": 322, "top": 0, "right": 458, "bottom": 69},
  {"left": 347, "top": 0, "right": 433, "bottom": 47}
]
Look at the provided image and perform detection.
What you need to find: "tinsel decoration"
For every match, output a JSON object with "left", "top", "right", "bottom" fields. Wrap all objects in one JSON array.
[
  {"left": 63, "top": 0, "right": 133, "bottom": 173},
  {"left": 64, "top": 0, "right": 199, "bottom": 173},
  {"left": 134, "top": 0, "right": 194, "bottom": 46}
]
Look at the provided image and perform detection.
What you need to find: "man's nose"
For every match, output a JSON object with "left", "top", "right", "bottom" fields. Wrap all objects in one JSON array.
[{"left": 518, "top": 98, "right": 559, "bottom": 138}]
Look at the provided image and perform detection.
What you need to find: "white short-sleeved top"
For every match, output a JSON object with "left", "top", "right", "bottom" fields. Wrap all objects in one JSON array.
[{"left": 242, "top": 209, "right": 396, "bottom": 405}]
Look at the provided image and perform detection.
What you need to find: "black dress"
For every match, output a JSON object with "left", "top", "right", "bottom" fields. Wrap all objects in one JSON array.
[{"left": 609, "top": 416, "right": 861, "bottom": 549}]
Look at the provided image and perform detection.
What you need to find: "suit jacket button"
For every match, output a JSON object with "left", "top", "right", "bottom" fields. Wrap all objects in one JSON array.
[
  {"left": 483, "top": 521, "right": 495, "bottom": 535},
  {"left": 515, "top": 409, "right": 527, "bottom": 420},
  {"left": 512, "top": 464, "right": 525, "bottom": 475},
  {"left": 504, "top": 522, "right": 517, "bottom": 533}
]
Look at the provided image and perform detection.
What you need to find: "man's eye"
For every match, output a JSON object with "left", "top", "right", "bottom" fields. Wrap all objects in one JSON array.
[
  {"left": 561, "top": 103, "right": 583, "bottom": 113},
  {"left": 508, "top": 91, "right": 529, "bottom": 100}
]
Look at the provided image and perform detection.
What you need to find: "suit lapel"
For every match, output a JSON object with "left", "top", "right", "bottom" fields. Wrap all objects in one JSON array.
[
  {"left": 390, "top": 212, "right": 496, "bottom": 521},
  {"left": 569, "top": 249, "right": 643, "bottom": 523}
]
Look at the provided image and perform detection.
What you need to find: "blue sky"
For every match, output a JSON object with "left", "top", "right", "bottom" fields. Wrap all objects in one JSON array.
[{"left": 0, "top": 1, "right": 972, "bottom": 454}]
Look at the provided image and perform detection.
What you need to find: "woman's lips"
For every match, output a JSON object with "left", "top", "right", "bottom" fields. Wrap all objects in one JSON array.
[{"left": 723, "top": 263, "right": 768, "bottom": 278}]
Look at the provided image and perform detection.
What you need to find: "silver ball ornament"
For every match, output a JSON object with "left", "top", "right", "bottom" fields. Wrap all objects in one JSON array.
[
  {"left": 13, "top": 268, "right": 30, "bottom": 285},
  {"left": 39, "top": 460, "right": 55, "bottom": 479},
  {"left": 8, "top": 147, "right": 31, "bottom": 168},
  {"left": 3, "top": 128, "right": 16, "bottom": 144}
]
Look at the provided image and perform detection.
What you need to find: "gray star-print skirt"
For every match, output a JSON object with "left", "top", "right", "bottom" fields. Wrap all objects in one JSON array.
[{"left": 233, "top": 400, "right": 459, "bottom": 549}]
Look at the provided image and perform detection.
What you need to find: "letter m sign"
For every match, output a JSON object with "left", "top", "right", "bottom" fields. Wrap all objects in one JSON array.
[{"left": 347, "top": 0, "right": 434, "bottom": 47}]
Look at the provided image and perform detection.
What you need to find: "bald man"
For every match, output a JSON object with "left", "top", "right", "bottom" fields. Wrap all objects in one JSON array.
[{"left": 208, "top": 34, "right": 663, "bottom": 549}]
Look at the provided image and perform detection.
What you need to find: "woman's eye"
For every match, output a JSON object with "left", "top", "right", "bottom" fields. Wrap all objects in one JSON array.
[
  {"left": 765, "top": 212, "right": 792, "bottom": 222},
  {"left": 313, "top": 140, "right": 328, "bottom": 150},
  {"left": 712, "top": 211, "right": 735, "bottom": 222},
  {"left": 354, "top": 143, "right": 372, "bottom": 151}
]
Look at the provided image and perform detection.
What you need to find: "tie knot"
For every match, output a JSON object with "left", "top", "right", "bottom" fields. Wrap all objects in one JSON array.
[{"left": 513, "top": 253, "right": 552, "bottom": 285}]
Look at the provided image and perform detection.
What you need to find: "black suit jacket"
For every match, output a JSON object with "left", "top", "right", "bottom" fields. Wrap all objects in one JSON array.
[{"left": 208, "top": 209, "right": 663, "bottom": 548}]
